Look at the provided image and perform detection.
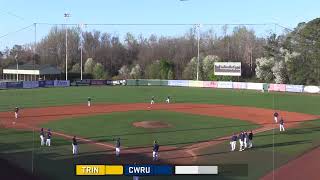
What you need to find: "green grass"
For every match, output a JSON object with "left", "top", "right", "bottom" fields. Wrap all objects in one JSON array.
[
  {"left": 40, "top": 111, "right": 259, "bottom": 148},
  {"left": 0, "top": 86, "right": 319, "bottom": 114}
]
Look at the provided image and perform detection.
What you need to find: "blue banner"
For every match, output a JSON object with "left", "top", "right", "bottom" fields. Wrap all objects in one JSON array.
[
  {"left": 75, "top": 79, "right": 91, "bottom": 86},
  {"left": 45, "top": 80, "right": 54, "bottom": 87},
  {"left": 6, "top": 82, "right": 23, "bottom": 89},
  {"left": 0, "top": 82, "right": 7, "bottom": 89},
  {"left": 90, "top": 80, "right": 106, "bottom": 85},
  {"left": 124, "top": 165, "right": 173, "bottom": 176},
  {"left": 54, "top": 80, "right": 70, "bottom": 87},
  {"left": 39, "top": 81, "right": 46, "bottom": 87},
  {"left": 286, "top": 85, "right": 303, "bottom": 93},
  {"left": 23, "top": 81, "right": 39, "bottom": 89}
]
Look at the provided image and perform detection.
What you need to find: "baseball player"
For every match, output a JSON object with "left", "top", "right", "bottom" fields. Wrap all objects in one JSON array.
[
  {"left": 244, "top": 131, "right": 248, "bottom": 149},
  {"left": 248, "top": 130, "right": 253, "bottom": 148},
  {"left": 230, "top": 133, "right": 237, "bottom": 151},
  {"left": 280, "top": 117, "right": 285, "bottom": 132},
  {"left": 152, "top": 140, "right": 159, "bottom": 161},
  {"left": 46, "top": 129, "right": 52, "bottom": 146},
  {"left": 239, "top": 132, "right": 244, "bottom": 151},
  {"left": 274, "top": 112, "right": 279, "bottom": 123},
  {"left": 165, "top": 96, "right": 170, "bottom": 104},
  {"left": 115, "top": 138, "right": 121, "bottom": 157},
  {"left": 14, "top": 106, "right": 19, "bottom": 119},
  {"left": 87, "top": 97, "right": 91, "bottom": 107},
  {"left": 151, "top": 96, "right": 155, "bottom": 105},
  {"left": 40, "top": 128, "right": 45, "bottom": 146},
  {"left": 72, "top": 136, "right": 78, "bottom": 156}
]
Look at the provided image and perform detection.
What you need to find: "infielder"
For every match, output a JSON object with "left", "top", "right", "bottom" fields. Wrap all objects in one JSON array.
[
  {"left": 244, "top": 131, "right": 248, "bottom": 149},
  {"left": 72, "top": 136, "right": 78, "bottom": 155},
  {"left": 87, "top": 97, "right": 91, "bottom": 107},
  {"left": 230, "top": 133, "right": 237, "bottom": 151},
  {"left": 248, "top": 130, "right": 253, "bottom": 148},
  {"left": 152, "top": 140, "right": 159, "bottom": 161},
  {"left": 151, "top": 96, "right": 155, "bottom": 105},
  {"left": 274, "top": 112, "right": 279, "bottom": 123},
  {"left": 40, "top": 128, "right": 45, "bottom": 146},
  {"left": 165, "top": 96, "right": 170, "bottom": 104},
  {"left": 46, "top": 129, "right": 52, "bottom": 146},
  {"left": 115, "top": 138, "right": 121, "bottom": 157},
  {"left": 14, "top": 106, "right": 19, "bottom": 119},
  {"left": 239, "top": 132, "right": 244, "bottom": 151},
  {"left": 279, "top": 118, "right": 285, "bottom": 132}
]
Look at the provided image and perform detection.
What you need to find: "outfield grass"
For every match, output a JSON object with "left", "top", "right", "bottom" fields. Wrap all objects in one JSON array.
[
  {"left": 1, "top": 86, "right": 319, "bottom": 114},
  {"left": 40, "top": 111, "right": 259, "bottom": 148}
]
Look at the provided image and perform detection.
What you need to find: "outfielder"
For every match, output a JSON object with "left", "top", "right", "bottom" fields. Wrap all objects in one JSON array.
[
  {"left": 274, "top": 112, "right": 279, "bottom": 123},
  {"left": 244, "top": 131, "right": 248, "bottom": 149},
  {"left": 72, "top": 136, "right": 78, "bottom": 155},
  {"left": 151, "top": 96, "right": 155, "bottom": 105},
  {"left": 152, "top": 140, "right": 159, "bottom": 161},
  {"left": 115, "top": 138, "right": 121, "bottom": 157},
  {"left": 280, "top": 118, "right": 285, "bottom": 132},
  {"left": 46, "top": 129, "right": 52, "bottom": 146},
  {"left": 87, "top": 97, "right": 91, "bottom": 107},
  {"left": 230, "top": 133, "right": 237, "bottom": 151},
  {"left": 14, "top": 106, "right": 19, "bottom": 120},
  {"left": 40, "top": 128, "right": 45, "bottom": 146},
  {"left": 165, "top": 96, "right": 170, "bottom": 104}
]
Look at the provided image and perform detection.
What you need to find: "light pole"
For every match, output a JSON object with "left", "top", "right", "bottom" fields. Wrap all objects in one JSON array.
[
  {"left": 79, "top": 23, "right": 85, "bottom": 80},
  {"left": 64, "top": 13, "right": 71, "bottom": 80},
  {"left": 14, "top": 55, "right": 19, "bottom": 81},
  {"left": 196, "top": 24, "right": 201, "bottom": 81}
]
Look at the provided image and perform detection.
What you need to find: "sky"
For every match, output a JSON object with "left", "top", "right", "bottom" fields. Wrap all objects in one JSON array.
[{"left": 0, "top": 0, "right": 319, "bottom": 49}]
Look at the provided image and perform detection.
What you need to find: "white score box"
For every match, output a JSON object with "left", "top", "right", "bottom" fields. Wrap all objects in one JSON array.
[{"left": 175, "top": 166, "right": 218, "bottom": 175}]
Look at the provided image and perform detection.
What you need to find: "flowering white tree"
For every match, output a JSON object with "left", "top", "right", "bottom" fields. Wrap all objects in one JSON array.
[
  {"left": 84, "top": 58, "right": 95, "bottom": 74},
  {"left": 202, "top": 55, "right": 220, "bottom": 80},
  {"left": 118, "top": 65, "right": 130, "bottom": 79},
  {"left": 130, "top": 64, "right": 142, "bottom": 79},
  {"left": 182, "top": 57, "right": 198, "bottom": 80},
  {"left": 255, "top": 57, "right": 275, "bottom": 82}
]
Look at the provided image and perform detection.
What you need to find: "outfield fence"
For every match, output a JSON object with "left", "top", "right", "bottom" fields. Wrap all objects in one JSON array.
[
  {"left": 0, "top": 79, "right": 319, "bottom": 94},
  {"left": 126, "top": 79, "right": 320, "bottom": 94}
]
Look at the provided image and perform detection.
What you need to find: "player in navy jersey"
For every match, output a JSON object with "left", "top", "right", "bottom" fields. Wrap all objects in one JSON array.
[
  {"left": 72, "top": 136, "right": 78, "bottom": 155},
  {"left": 152, "top": 140, "right": 159, "bottom": 161},
  {"left": 46, "top": 129, "right": 52, "bottom": 146}
]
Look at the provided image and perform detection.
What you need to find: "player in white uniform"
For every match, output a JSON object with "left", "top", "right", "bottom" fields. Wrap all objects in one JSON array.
[
  {"left": 40, "top": 128, "right": 45, "bottom": 146},
  {"left": 151, "top": 96, "right": 155, "bottom": 105},
  {"left": 46, "top": 129, "right": 52, "bottom": 146},
  {"left": 280, "top": 118, "right": 285, "bottom": 132},
  {"left": 115, "top": 138, "right": 121, "bottom": 157},
  {"left": 166, "top": 96, "right": 170, "bottom": 104},
  {"left": 87, "top": 97, "right": 91, "bottom": 107},
  {"left": 72, "top": 136, "right": 78, "bottom": 156}
]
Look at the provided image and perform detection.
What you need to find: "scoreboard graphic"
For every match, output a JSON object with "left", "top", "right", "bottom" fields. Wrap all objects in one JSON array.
[{"left": 76, "top": 165, "right": 218, "bottom": 176}]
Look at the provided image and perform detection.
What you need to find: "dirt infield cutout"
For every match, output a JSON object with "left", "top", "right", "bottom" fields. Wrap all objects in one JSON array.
[{"left": 133, "top": 121, "right": 172, "bottom": 129}]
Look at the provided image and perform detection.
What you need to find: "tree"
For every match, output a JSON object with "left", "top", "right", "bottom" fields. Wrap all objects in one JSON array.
[
  {"left": 84, "top": 58, "right": 95, "bottom": 74},
  {"left": 255, "top": 57, "right": 274, "bottom": 82},
  {"left": 202, "top": 55, "right": 220, "bottom": 80},
  {"left": 159, "top": 59, "right": 174, "bottom": 79},
  {"left": 118, "top": 65, "right": 130, "bottom": 79},
  {"left": 93, "top": 63, "right": 106, "bottom": 79},
  {"left": 130, "top": 64, "right": 142, "bottom": 79},
  {"left": 145, "top": 61, "right": 161, "bottom": 79},
  {"left": 71, "top": 63, "right": 81, "bottom": 73},
  {"left": 182, "top": 57, "right": 201, "bottom": 80}
]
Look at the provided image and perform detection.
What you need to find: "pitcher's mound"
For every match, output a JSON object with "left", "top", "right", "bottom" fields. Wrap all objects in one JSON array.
[{"left": 133, "top": 121, "right": 171, "bottom": 129}]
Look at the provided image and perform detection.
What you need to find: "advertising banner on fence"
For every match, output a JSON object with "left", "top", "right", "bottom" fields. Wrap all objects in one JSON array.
[
  {"left": 39, "top": 81, "right": 45, "bottom": 87},
  {"left": 268, "top": 84, "right": 286, "bottom": 92},
  {"left": 217, "top": 81, "right": 233, "bottom": 89},
  {"left": 246, "top": 83, "right": 263, "bottom": 90},
  {"left": 0, "top": 82, "right": 7, "bottom": 89},
  {"left": 214, "top": 62, "right": 241, "bottom": 76},
  {"left": 23, "top": 81, "right": 39, "bottom": 89},
  {"left": 232, "top": 82, "right": 247, "bottom": 89},
  {"left": 45, "top": 80, "right": 54, "bottom": 87},
  {"left": 75, "top": 79, "right": 91, "bottom": 86},
  {"left": 168, "top": 80, "right": 189, "bottom": 87},
  {"left": 54, "top": 80, "right": 70, "bottom": 87},
  {"left": 286, "top": 85, "right": 303, "bottom": 93},
  {"left": 303, "top": 86, "right": 320, "bottom": 93},
  {"left": 7, "top": 81, "right": 23, "bottom": 88},
  {"left": 90, "top": 80, "right": 105, "bottom": 85},
  {"left": 203, "top": 81, "right": 218, "bottom": 88},
  {"left": 188, "top": 81, "right": 204, "bottom": 87}
]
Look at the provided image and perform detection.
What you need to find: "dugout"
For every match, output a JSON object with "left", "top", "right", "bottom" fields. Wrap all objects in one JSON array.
[{"left": 2, "top": 64, "right": 61, "bottom": 81}]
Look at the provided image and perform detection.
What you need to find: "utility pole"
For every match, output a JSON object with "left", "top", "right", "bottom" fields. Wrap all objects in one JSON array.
[{"left": 196, "top": 24, "right": 201, "bottom": 81}]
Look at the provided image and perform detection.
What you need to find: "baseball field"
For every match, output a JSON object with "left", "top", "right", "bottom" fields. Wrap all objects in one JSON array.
[{"left": 0, "top": 86, "right": 320, "bottom": 180}]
